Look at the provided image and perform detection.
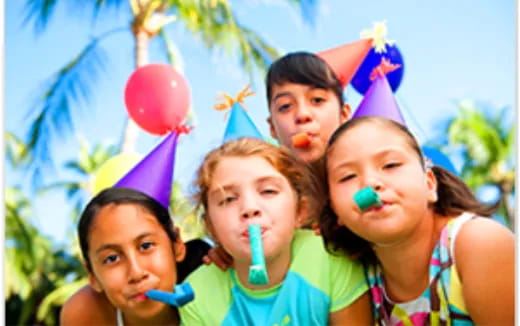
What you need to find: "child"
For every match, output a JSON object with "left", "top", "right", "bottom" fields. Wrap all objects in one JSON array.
[
  {"left": 180, "top": 138, "right": 372, "bottom": 325},
  {"left": 203, "top": 52, "right": 353, "bottom": 267},
  {"left": 61, "top": 131, "right": 211, "bottom": 325},
  {"left": 320, "top": 116, "right": 515, "bottom": 325},
  {"left": 60, "top": 187, "right": 200, "bottom": 326},
  {"left": 266, "top": 51, "right": 351, "bottom": 164}
]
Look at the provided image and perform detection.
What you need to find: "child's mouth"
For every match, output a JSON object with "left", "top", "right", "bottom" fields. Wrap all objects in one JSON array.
[{"left": 131, "top": 293, "right": 149, "bottom": 301}]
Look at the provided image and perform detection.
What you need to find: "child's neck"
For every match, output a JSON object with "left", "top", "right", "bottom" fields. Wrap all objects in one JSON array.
[
  {"left": 373, "top": 212, "right": 451, "bottom": 302},
  {"left": 124, "top": 306, "right": 179, "bottom": 326},
  {"left": 234, "top": 245, "right": 292, "bottom": 290}
]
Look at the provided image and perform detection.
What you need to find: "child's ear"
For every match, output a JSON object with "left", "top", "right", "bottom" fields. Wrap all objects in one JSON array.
[
  {"left": 267, "top": 116, "right": 279, "bottom": 140},
  {"left": 295, "top": 197, "right": 310, "bottom": 228},
  {"left": 340, "top": 103, "right": 351, "bottom": 123},
  {"left": 426, "top": 169, "right": 438, "bottom": 203},
  {"left": 172, "top": 226, "right": 187, "bottom": 263},
  {"left": 88, "top": 271, "right": 103, "bottom": 293}
]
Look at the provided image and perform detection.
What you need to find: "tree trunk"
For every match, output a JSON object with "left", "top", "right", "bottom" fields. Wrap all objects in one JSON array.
[{"left": 120, "top": 29, "right": 149, "bottom": 153}]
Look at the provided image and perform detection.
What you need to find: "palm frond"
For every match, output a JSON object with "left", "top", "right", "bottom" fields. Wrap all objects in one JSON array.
[
  {"left": 6, "top": 132, "right": 31, "bottom": 168},
  {"left": 23, "top": 32, "right": 115, "bottom": 188},
  {"left": 23, "top": 0, "right": 128, "bottom": 33}
]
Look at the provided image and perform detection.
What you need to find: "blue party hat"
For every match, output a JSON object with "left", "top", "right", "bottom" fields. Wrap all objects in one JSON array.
[{"left": 223, "top": 102, "right": 263, "bottom": 142}]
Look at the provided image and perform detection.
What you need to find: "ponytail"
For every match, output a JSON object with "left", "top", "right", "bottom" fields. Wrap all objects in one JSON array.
[{"left": 432, "top": 166, "right": 498, "bottom": 217}]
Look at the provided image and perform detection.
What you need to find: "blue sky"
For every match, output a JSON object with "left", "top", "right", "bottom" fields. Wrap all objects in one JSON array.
[{"left": 5, "top": 1, "right": 515, "bottom": 244}]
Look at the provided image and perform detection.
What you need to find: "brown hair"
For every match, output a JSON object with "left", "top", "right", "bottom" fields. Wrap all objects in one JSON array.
[
  {"left": 319, "top": 116, "right": 498, "bottom": 262},
  {"left": 192, "top": 137, "right": 323, "bottom": 228}
]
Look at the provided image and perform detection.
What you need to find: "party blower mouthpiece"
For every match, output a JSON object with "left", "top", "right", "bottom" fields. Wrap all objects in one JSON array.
[
  {"left": 248, "top": 224, "right": 269, "bottom": 285},
  {"left": 291, "top": 132, "right": 311, "bottom": 148},
  {"left": 146, "top": 283, "right": 194, "bottom": 307},
  {"left": 353, "top": 186, "right": 382, "bottom": 211}
]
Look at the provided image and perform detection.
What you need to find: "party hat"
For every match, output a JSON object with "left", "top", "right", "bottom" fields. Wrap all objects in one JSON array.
[
  {"left": 214, "top": 85, "right": 263, "bottom": 143},
  {"left": 317, "top": 38, "right": 373, "bottom": 88},
  {"left": 223, "top": 102, "right": 263, "bottom": 142},
  {"left": 114, "top": 132, "right": 179, "bottom": 208},
  {"left": 352, "top": 66, "right": 406, "bottom": 125}
]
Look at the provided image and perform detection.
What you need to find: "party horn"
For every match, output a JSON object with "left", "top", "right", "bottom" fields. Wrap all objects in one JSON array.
[
  {"left": 353, "top": 186, "right": 382, "bottom": 211},
  {"left": 248, "top": 224, "right": 269, "bottom": 285},
  {"left": 146, "top": 283, "right": 194, "bottom": 307},
  {"left": 291, "top": 132, "right": 311, "bottom": 148}
]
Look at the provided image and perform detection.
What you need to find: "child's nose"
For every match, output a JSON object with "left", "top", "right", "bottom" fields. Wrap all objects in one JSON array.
[
  {"left": 127, "top": 257, "right": 149, "bottom": 283},
  {"left": 242, "top": 208, "right": 261, "bottom": 219},
  {"left": 294, "top": 105, "right": 313, "bottom": 124},
  {"left": 362, "top": 175, "right": 384, "bottom": 192}
]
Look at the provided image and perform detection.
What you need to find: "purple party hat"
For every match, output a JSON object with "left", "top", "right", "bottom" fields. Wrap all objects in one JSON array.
[
  {"left": 352, "top": 60, "right": 406, "bottom": 125},
  {"left": 114, "top": 132, "right": 179, "bottom": 208}
]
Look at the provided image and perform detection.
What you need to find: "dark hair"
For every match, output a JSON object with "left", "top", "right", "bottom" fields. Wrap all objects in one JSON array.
[
  {"left": 78, "top": 187, "right": 178, "bottom": 273},
  {"left": 265, "top": 52, "right": 344, "bottom": 110},
  {"left": 319, "top": 116, "right": 498, "bottom": 263}
]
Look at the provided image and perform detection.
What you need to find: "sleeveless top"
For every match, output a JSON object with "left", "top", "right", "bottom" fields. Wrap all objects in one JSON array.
[{"left": 366, "top": 212, "right": 476, "bottom": 326}]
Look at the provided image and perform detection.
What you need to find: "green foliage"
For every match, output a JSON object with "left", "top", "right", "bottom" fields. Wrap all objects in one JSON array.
[{"left": 443, "top": 100, "right": 515, "bottom": 228}]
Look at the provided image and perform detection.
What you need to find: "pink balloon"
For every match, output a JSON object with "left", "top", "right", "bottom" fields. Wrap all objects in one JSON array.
[{"left": 124, "top": 64, "right": 190, "bottom": 135}]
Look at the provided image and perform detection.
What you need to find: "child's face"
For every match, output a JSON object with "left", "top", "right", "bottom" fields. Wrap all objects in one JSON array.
[
  {"left": 267, "top": 82, "right": 350, "bottom": 163},
  {"left": 87, "top": 203, "right": 185, "bottom": 321},
  {"left": 206, "top": 156, "right": 306, "bottom": 265},
  {"left": 326, "top": 123, "right": 438, "bottom": 247}
]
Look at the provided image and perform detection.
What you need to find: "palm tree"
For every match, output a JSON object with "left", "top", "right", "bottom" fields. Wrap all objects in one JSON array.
[
  {"left": 443, "top": 100, "right": 515, "bottom": 229},
  {"left": 6, "top": 185, "right": 85, "bottom": 325},
  {"left": 21, "top": 0, "right": 318, "bottom": 185}
]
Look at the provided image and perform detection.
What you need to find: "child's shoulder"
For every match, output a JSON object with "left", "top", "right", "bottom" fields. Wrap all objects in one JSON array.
[{"left": 60, "top": 285, "right": 116, "bottom": 326}]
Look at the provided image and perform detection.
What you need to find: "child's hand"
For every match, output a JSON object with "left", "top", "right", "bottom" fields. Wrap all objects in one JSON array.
[
  {"left": 202, "top": 245, "right": 234, "bottom": 270},
  {"left": 312, "top": 222, "right": 321, "bottom": 235}
]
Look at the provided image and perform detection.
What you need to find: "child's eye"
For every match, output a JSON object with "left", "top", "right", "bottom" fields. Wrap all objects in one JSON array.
[
  {"left": 219, "top": 196, "right": 236, "bottom": 206},
  {"left": 339, "top": 174, "right": 356, "bottom": 183},
  {"left": 383, "top": 162, "right": 401, "bottom": 170},
  {"left": 311, "top": 97, "right": 326, "bottom": 105},
  {"left": 277, "top": 103, "right": 291, "bottom": 112},
  {"left": 139, "top": 241, "right": 155, "bottom": 251},
  {"left": 261, "top": 188, "right": 278, "bottom": 195},
  {"left": 102, "top": 254, "right": 119, "bottom": 265}
]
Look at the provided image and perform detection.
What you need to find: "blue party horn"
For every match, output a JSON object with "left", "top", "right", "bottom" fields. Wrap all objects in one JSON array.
[
  {"left": 353, "top": 186, "right": 382, "bottom": 211},
  {"left": 247, "top": 224, "right": 269, "bottom": 285},
  {"left": 146, "top": 283, "right": 194, "bottom": 307}
]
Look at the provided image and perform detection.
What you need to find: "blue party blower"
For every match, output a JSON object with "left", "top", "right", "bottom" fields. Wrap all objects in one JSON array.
[
  {"left": 146, "top": 283, "right": 194, "bottom": 307},
  {"left": 353, "top": 186, "right": 382, "bottom": 211},
  {"left": 248, "top": 224, "right": 269, "bottom": 285}
]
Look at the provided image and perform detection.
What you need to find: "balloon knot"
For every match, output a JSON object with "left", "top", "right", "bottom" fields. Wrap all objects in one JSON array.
[
  {"left": 173, "top": 123, "right": 194, "bottom": 135},
  {"left": 360, "top": 21, "right": 395, "bottom": 53},
  {"left": 369, "top": 57, "right": 401, "bottom": 81}
]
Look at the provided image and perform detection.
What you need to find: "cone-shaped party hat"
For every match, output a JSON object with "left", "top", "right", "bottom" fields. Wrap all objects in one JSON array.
[
  {"left": 317, "top": 38, "right": 373, "bottom": 88},
  {"left": 114, "top": 132, "right": 179, "bottom": 208},
  {"left": 223, "top": 102, "right": 263, "bottom": 142},
  {"left": 352, "top": 60, "right": 406, "bottom": 125},
  {"left": 215, "top": 85, "right": 263, "bottom": 143},
  {"left": 317, "top": 38, "right": 372, "bottom": 87}
]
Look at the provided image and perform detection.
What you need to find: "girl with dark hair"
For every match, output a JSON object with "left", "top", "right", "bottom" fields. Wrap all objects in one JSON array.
[
  {"left": 266, "top": 51, "right": 351, "bottom": 164},
  {"left": 320, "top": 116, "right": 514, "bottom": 325},
  {"left": 61, "top": 187, "right": 210, "bottom": 326}
]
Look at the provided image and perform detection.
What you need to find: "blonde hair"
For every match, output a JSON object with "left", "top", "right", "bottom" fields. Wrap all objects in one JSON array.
[{"left": 192, "top": 138, "right": 322, "bottom": 226}]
